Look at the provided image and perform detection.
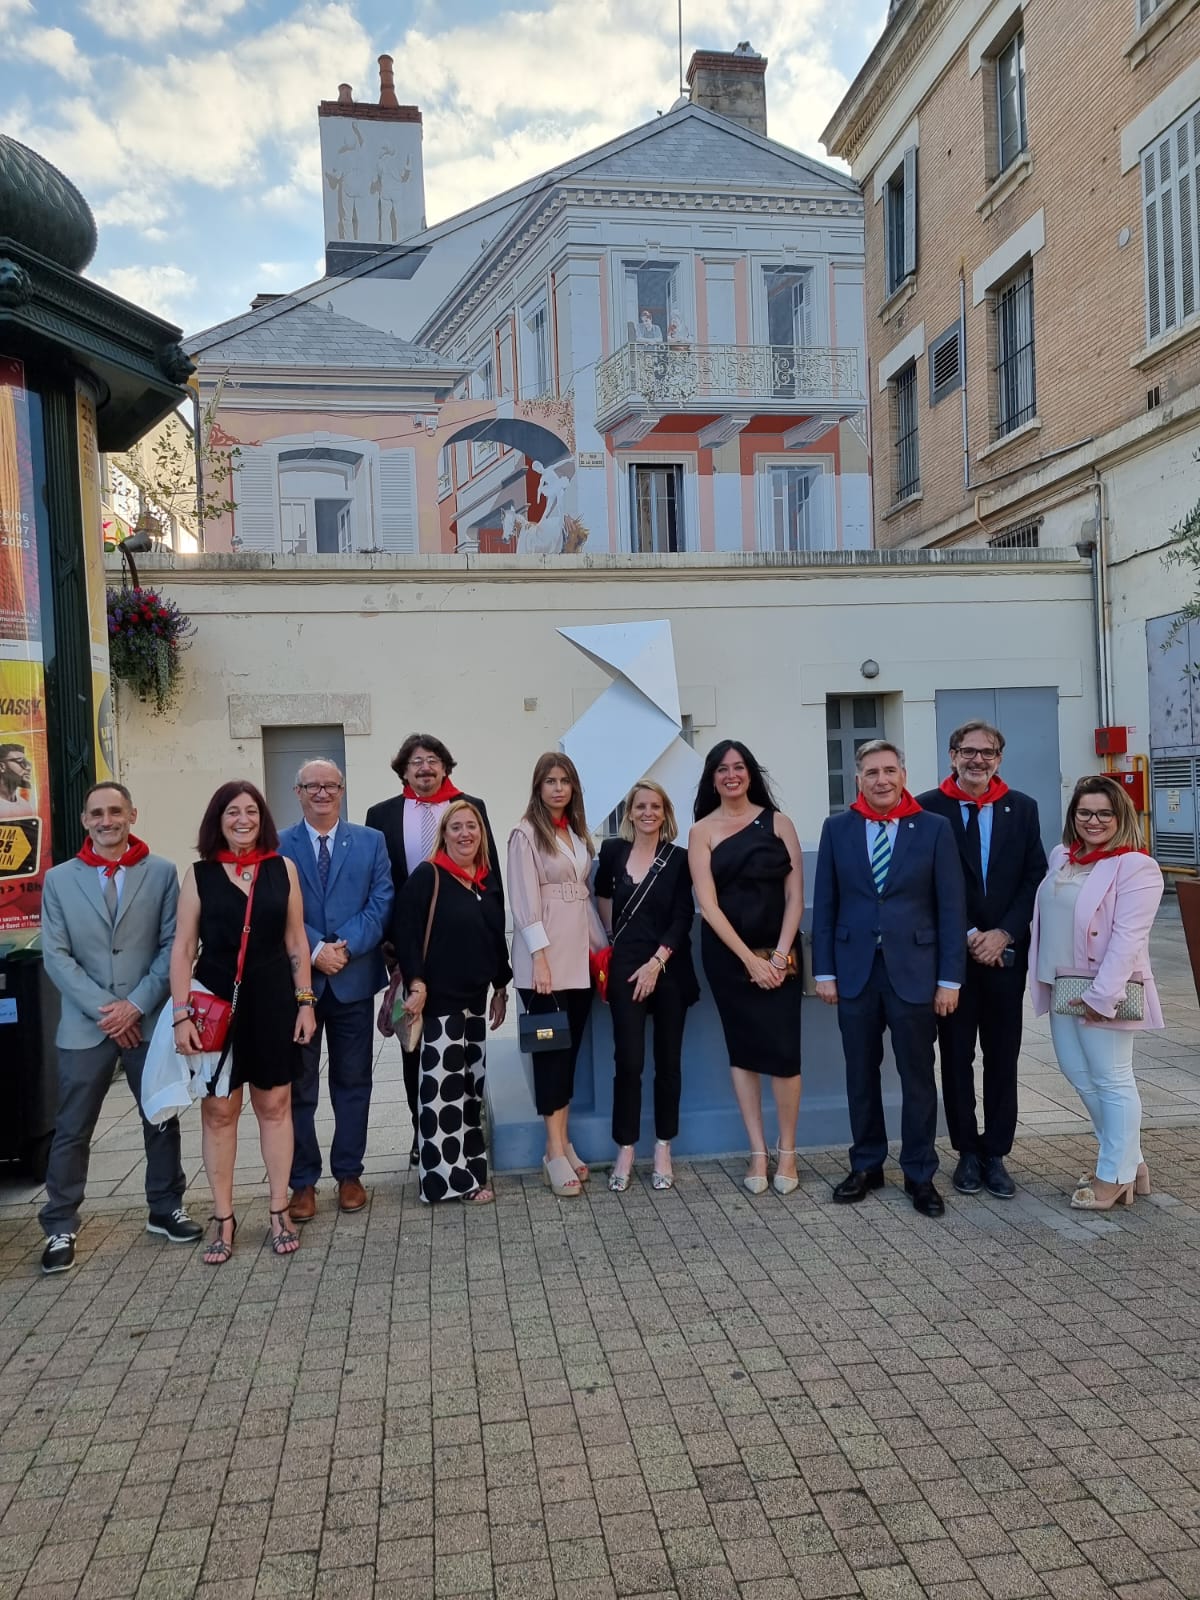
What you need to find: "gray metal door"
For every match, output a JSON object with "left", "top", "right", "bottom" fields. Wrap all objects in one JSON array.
[
  {"left": 1146, "top": 613, "right": 1200, "bottom": 866},
  {"left": 262, "top": 724, "right": 347, "bottom": 832},
  {"left": 934, "top": 687, "right": 1060, "bottom": 856}
]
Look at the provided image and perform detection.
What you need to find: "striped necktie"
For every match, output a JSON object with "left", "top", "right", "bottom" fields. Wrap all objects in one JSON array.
[
  {"left": 870, "top": 822, "right": 892, "bottom": 894},
  {"left": 419, "top": 802, "right": 438, "bottom": 862}
]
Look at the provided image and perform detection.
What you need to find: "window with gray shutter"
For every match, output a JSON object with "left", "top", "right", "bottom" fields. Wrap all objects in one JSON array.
[
  {"left": 928, "top": 321, "right": 963, "bottom": 405},
  {"left": 1142, "top": 102, "right": 1200, "bottom": 341}
]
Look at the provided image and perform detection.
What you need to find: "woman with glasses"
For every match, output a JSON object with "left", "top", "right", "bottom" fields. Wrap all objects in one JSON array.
[{"left": 1029, "top": 776, "right": 1164, "bottom": 1210}]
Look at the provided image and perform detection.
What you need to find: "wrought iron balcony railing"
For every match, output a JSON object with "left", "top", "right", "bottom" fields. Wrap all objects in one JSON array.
[{"left": 595, "top": 341, "right": 863, "bottom": 426}]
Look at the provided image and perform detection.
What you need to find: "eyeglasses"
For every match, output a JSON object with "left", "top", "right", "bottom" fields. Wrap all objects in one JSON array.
[
  {"left": 954, "top": 747, "right": 1000, "bottom": 761},
  {"left": 299, "top": 782, "right": 343, "bottom": 795},
  {"left": 1076, "top": 809, "right": 1115, "bottom": 823}
]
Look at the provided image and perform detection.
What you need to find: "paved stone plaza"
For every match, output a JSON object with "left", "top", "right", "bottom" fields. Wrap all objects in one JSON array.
[{"left": 1, "top": 908, "right": 1199, "bottom": 1599}]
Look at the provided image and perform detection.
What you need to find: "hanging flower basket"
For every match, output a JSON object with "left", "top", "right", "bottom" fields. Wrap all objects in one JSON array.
[{"left": 106, "top": 586, "right": 194, "bottom": 714}]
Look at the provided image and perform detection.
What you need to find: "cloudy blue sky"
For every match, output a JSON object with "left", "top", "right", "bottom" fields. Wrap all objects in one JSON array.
[{"left": 1, "top": 0, "right": 886, "bottom": 338}]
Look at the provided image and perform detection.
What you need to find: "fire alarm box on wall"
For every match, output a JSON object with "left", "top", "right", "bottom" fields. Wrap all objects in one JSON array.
[
  {"left": 1114, "top": 769, "right": 1146, "bottom": 812},
  {"left": 1095, "top": 726, "right": 1129, "bottom": 756}
]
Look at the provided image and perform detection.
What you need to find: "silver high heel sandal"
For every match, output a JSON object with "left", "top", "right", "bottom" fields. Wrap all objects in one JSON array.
[
  {"left": 652, "top": 1140, "right": 674, "bottom": 1191},
  {"left": 743, "top": 1152, "right": 769, "bottom": 1196},
  {"left": 773, "top": 1148, "right": 799, "bottom": 1196},
  {"left": 608, "top": 1147, "right": 635, "bottom": 1193}
]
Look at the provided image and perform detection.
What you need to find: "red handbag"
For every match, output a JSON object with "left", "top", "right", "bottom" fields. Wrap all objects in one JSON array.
[
  {"left": 189, "top": 865, "right": 260, "bottom": 1055},
  {"left": 589, "top": 946, "right": 612, "bottom": 1003}
]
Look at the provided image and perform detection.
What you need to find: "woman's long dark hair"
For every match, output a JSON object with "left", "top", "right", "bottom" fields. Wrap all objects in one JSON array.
[
  {"left": 523, "top": 751, "right": 592, "bottom": 857},
  {"left": 196, "top": 780, "right": 279, "bottom": 859},
  {"left": 693, "top": 740, "right": 779, "bottom": 821}
]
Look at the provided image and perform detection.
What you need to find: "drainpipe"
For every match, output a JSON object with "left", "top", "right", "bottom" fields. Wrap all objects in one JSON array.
[{"left": 959, "top": 265, "right": 969, "bottom": 491}]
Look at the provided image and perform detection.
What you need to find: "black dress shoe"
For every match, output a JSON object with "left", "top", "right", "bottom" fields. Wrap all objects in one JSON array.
[
  {"left": 952, "top": 1153, "right": 982, "bottom": 1194},
  {"left": 981, "top": 1156, "right": 1016, "bottom": 1198},
  {"left": 904, "top": 1179, "right": 945, "bottom": 1217},
  {"left": 832, "top": 1168, "right": 884, "bottom": 1204}
]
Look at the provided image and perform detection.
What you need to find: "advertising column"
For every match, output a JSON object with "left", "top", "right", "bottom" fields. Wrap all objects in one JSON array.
[
  {"left": 0, "top": 357, "right": 50, "bottom": 953},
  {"left": 76, "top": 380, "right": 116, "bottom": 782}
]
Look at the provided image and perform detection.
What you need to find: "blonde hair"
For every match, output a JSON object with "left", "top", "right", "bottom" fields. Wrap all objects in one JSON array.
[
  {"left": 1064, "top": 776, "right": 1143, "bottom": 853},
  {"left": 617, "top": 780, "right": 678, "bottom": 844},
  {"left": 523, "top": 751, "right": 593, "bottom": 858},
  {"left": 433, "top": 799, "right": 491, "bottom": 874}
]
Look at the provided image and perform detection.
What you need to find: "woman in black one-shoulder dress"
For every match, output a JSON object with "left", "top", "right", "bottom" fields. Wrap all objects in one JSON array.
[
  {"left": 170, "top": 781, "right": 315, "bottom": 1265},
  {"left": 689, "top": 742, "right": 804, "bottom": 1196}
]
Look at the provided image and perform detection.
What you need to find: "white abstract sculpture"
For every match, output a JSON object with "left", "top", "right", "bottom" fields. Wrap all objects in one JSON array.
[{"left": 558, "top": 621, "right": 704, "bottom": 836}]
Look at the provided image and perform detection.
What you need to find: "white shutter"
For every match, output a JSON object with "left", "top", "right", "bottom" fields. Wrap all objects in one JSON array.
[
  {"left": 902, "top": 146, "right": 919, "bottom": 280},
  {"left": 230, "top": 447, "right": 279, "bottom": 552},
  {"left": 1142, "top": 106, "right": 1200, "bottom": 341},
  {"left": 377, "top": 448, "right": 418, "bottom": 552}
]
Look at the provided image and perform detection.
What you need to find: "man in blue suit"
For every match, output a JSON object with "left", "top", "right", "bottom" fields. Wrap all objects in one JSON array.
[
  {"left": 813, "top": 740, "right": 967, "bottom": 1216},
  {"left": 279, "top": 759, "right": 393, "bottom": 1219}
]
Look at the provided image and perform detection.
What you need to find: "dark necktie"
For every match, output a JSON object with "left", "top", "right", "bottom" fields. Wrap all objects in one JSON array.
[
  {"left": 104, "top": 872, "right": 119, "bottom": 922},
  {"left": 317, "top": 833, "right": 331, "bottom": 891},
  {"left": 963, "top": 804, "right": 984, "bottom": 886}
]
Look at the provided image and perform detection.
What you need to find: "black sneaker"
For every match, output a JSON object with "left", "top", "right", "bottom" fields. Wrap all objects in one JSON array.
[
  {"left": 41, "top": 1233, "right": 76, "bottom": 1274},
  {"left": 147, "top": 1208, "right": 203, "bottom": 1243}
]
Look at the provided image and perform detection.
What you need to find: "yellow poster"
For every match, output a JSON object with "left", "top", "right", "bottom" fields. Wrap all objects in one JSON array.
[{"left": 75, "top": 381, "right": 115, "bottom": 781}]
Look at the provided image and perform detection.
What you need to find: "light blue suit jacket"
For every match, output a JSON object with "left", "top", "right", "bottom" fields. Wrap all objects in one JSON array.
[{"left": 278, "top": 821, "right": 393, "bottom": 1002}]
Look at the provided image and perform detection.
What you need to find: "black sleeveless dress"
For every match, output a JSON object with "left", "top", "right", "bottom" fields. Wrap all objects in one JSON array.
[
  {"left": 194, "top": 856, "right": 299, "bottom": 1092},
  {"left": 701, "top": 810, "right": 802, "bottom": 1078}
]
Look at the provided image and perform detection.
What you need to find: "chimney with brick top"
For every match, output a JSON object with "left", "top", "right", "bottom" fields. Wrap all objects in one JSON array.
[
  {"left": 686, "top": 42, "right": 768, "bottom": 137},
  {"left": 317, "top": 54, "right": 426, "bottom": 276}
]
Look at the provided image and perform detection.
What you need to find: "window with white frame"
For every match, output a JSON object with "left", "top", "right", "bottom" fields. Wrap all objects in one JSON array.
[
  {"left": 993, "top": 264, "right": 1036, "bottom": 435},
  {"left": 891, "top": 362, "right": 920, "bottom": 502},
  {"left": 883, "top": 148, "right": 918, "bottom": 297},
  {"left": 1138, "top": 0, "right": 1168, "bottom": 22},
  {"left": 995, "top": 28, "right": 1028, "bottom": 172},
  {"left": 469, "top": 351, "right": 497, "bottom": 471},
  {"left": 763, "top": 266, "right": 813, "bottom": 398},
  {"left": 623, "top": 260, "right": 681, "bottom": 343},
  {"left": 764, "top": 464, "right": 827, "bottom": 552},
  {"left": 629, "top": 463, "right": 684, "bottom": 553},
  {"left": 1142, "top": 102, "right": 1200, "bottom": 342},
  {"left": 437, "top": 446, "right": 452, "bottom": 499},
  {"left": 520, "top": 293, "right": 552, "bottom": 398}
]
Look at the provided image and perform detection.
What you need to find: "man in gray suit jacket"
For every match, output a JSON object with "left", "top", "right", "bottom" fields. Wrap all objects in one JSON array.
[{"left": 37, "top": 781, "right": 201, "bottom": 1274}]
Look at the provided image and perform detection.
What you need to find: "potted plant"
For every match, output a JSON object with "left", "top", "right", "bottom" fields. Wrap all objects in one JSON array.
[{"left": 106, "top": 586, "right": 193, "bottom": 714}]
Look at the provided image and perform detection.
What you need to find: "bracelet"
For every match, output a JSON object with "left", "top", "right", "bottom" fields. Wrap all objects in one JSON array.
[
  {"left": 652, "top": 955, "right": 667, "bottom": 971},
  {"left": 172, "top": 1018, "right": 190, "bottom": 1029},
  {"left": 294, "top": 989, "right": 316, "bottom": 1004},
  {"left": 769, "top": 953, "right": 789, "bottom": 970},
  {"left": 171, "top": 1003, "right": 192, "bottom": 1018}
]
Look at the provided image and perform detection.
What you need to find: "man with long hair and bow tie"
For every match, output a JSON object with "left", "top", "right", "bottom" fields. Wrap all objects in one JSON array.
[
  {"left": 37, "top": 782, "right": 200, "bottom": 1273},
  {"left": 814, "top": 741, "right": 967, "bottom": 1217}
]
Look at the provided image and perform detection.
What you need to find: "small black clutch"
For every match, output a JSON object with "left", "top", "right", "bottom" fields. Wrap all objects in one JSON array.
[{"left": 518, "top": 1008, "right": 571, "bottom": 1053}]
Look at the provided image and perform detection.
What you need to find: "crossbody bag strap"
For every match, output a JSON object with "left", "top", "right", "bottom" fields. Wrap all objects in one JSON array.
[
  {"left": 228, "top": 864, "right": 262, "bottom": 1016},
  {"left": 421, "top": 865, "right": 440, "bottom": 961},
  {"left": 612, "top": 844, "right": 671, "bottom": 945}
]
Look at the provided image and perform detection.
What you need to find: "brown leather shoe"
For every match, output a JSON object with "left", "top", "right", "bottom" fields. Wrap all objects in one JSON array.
[
  {"left": 289, "top": 1185, "right": 317, "bottom": 1223},
  {"left": 338, "top": 1177, "right": 367, "bottom": 1213}
]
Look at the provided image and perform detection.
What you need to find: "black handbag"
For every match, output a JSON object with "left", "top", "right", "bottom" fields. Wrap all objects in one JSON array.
[{"left": 518, "top": 996, "right": 572, "bottom": 1054}]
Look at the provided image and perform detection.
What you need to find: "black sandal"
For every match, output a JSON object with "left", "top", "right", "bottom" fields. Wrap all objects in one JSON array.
[
  {"left": 203, "top": 1214, "right": 236, "bottom": 1266},
  {"left": 268, "top": 1209, "right": 299, "bottom": 1256}
]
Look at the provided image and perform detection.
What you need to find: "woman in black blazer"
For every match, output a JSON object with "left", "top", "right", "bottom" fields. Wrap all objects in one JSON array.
[{"left": 595, "top": 781, "right": 700, "bottom": 1192}]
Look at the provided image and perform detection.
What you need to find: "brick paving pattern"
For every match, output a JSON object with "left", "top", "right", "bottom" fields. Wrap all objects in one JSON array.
[{"left": 0, "top": 906, "right": 1197, "bottom": 1599}]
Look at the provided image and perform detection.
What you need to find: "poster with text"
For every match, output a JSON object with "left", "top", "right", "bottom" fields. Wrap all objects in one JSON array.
[
  {"left": 0, "top": 356, "right": 40, "bottom": 651},
  {"left": 0, "top": 657, "right": 49, "bottom": 952}
]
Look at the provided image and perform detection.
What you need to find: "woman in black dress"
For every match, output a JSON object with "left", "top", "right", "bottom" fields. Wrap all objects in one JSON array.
[
  {"left": 595, "top": 781, "right": 699, "bottom": 1192},
  {"left": 395, "top": 801, "right": 510, "bottom": 1204},
  {"left": 170, "top": 782, "right": 315, "bottom": 1264},
  {"left": 689, "top": 742, "right": 804, "bottom": 1196}
]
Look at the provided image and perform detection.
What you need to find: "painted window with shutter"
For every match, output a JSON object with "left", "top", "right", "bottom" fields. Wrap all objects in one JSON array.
[
  {"left": 230, "top": 447, "right": 280, "bottom": 552},
  {"left": 1142, "top": 102, "right": 1200, "bottom": 342},
  {"left": 377, "top": 449, "right": 418, "bottom": 553}
]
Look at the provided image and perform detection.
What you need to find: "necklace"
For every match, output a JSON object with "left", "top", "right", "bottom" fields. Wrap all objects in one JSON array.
[{"left": 240, "top": 867, "right": 253, "bottom": 882}]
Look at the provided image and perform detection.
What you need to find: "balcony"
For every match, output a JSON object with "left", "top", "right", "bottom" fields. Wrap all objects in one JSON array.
[{"left": 594, "top": 341, "right": 865, "bottom": 443}]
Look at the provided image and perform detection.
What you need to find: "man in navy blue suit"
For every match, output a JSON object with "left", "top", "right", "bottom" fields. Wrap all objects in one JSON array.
[
  {"left": 279, "top": 759, "right": 393, "bottom": 1219},
  {"left": 813, "top": 740, "right": 967, "bottom": 1216},
  {"left": 918, "top": 720, "right": 1045, "bottom": 1199}
]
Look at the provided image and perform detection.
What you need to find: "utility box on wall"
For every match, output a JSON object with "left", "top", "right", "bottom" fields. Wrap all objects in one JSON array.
[{"left": 1095, "top": 726, "right": 1129, "bottom": 756}]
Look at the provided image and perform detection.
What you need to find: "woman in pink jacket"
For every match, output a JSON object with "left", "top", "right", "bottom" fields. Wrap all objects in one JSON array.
[
  {"left": 1029, "top": 776, "right": 1163, "bottom": 1210},
  {"left": 508, "top": 752, "right": 606, "bottom": 1197}
]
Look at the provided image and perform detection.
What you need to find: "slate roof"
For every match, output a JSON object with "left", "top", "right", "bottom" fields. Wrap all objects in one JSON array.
[
  {"left": 188, "top": 297, "right": 450, "bottom": 367},
  {"left": 575, "top": 107, "right": 856, "bottom": 190}
]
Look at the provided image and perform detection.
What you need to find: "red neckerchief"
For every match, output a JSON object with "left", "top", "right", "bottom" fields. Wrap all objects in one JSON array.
[
  {"left": 553, "top": 815, "right": 570, "bottom": 830},
  {"left": 432, "top": 849, "right": 489, "bottom": 890},
  {"left": 403, "top": 779, "right": 462, "bottom": 804},
  {"left": 940, "top": 774, "right": 1009, "bottom": 807},
  {"left": 214, "top": 848, "right": 278, "bottom": 868},
  {"left": 850, "top": 790, "right": 922, "bottom": 823},
  {"left": 77, "top": 835, "right": 150, "bottom": 877},
  {"left": 1068, "top": 842, "right": 1145, "bottom": 865}
]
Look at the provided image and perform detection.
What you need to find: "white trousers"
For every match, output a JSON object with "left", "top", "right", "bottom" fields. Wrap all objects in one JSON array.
[{"left": 1049, "top": 1011, "right": 1143, "bottom": 1184}]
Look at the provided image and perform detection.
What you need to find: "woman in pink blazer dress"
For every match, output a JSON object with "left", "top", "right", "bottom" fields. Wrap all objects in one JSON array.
[
  {"left": 1029, "top": 776, "right": 1163, "bottom": 1210},
  {"left": 508, "top": 752, "right": 606, "bottom": 1197}
]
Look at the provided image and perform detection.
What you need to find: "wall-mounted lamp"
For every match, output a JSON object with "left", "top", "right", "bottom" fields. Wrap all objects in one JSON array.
[{"left": 860, "top": 659, "right": 880, "bottom": 679}]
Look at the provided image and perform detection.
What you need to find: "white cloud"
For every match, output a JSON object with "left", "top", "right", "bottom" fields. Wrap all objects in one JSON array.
[
  {"left": 8, "top": 25, "right": 89, "bottom": 84},
  {"left": 0, "top": 0, "right": 32, "bottom": 22},
  {"left": 83, "top": 0, "right": 247, "bottom": 41},
  {"left": 93, "top": 263, "right": 197, "bottom": 321}
]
